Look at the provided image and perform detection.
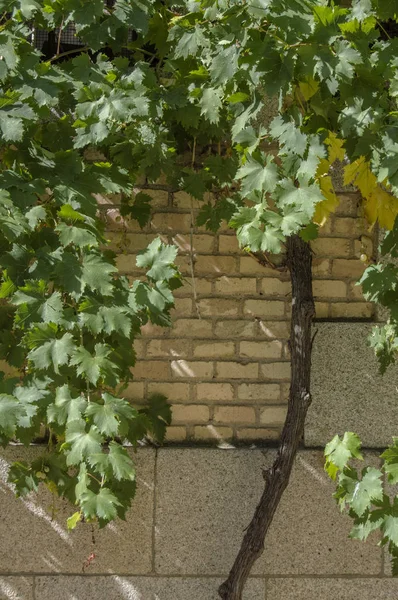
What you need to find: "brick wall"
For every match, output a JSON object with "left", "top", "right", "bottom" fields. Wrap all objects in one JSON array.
[{"left": 100, "top": 187, "right": 376, "bottom": 444}]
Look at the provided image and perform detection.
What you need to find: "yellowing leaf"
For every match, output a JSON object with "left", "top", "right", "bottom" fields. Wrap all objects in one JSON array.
[
  {"left": 343, "top": 156, "right": 377, "bottom": 195},
  {"left": 313, "top": 175, "right": 340, "bottom": 226},
  {"left": 298, "top": 77, "right": 319, "bottom": 101},
  {"left": 325, "top": 132, "right": 345, "bottom": 163},
  {"left": 67, "top": 511, "right": 82, "bottom": 531},
  {"left": 316, "top": 158, "right": 331, "bottom": 177},
  {"left": 365, "top": 186, "right": 398, "bottom": 229}
]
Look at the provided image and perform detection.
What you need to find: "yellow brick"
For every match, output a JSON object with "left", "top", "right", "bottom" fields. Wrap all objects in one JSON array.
[
  {"left": 172, "top": 233, "right": 215, "bottom": 254},
  {"left": 123, "top": 381, "right": 145, "bottom": 399},
  {"left": 332, "top": 259, "right": 366, "bottom": 278},
  {"left": 218, "top": 235, "right": 241, "bottom": 253},
  {"left": 148, "top": 382, "right": 190, "bottom": 401},
  {"left": 260, "top": 406, "right": 287, "bottom": 426},
  {"left": 215, "top": 320, "right": 256, "bottom": 338},
  {"left": 165, "top": 426, "right": 187, "bottom": 442},
  {"left": 146, "top": 339, "right": 190, "bottom": 358},
  {"left": 196, "top": 383, "right": 234, "bottom": 402},
  {"left": 106, "top": 232, "right": 157, "bottom": 252},
  {"left": 239, "top": 257, "right": 283, "bottom": 275},
  {"left": 175, "top": 278, "right": 212, "bottom": 297},
  {"left": 236, "top": 428, "right": 281, "bottom": 441},
  {"left": 214, "top": 406, "right": 256, "bottom": 424},
  {"left": 244, "top": 299, "right": 285, "bottom": 317},
  {"left": 348, "top": 282, "right": 365, "bottom": 300},
  {"left": 311, "top": 237, "right": 351, "bottom": 258},
  {"left": 172, "top": 319, "right": 213, "bottom": 338},
  {"left": 95, "top": 192, "right": 121, "bottom": 206},
  {"left": 330, "top": 302, "right": 373, "bottom": 318},
  {"left": 354, "top": 237, "right": 373, "bottom": 258},
  {"left": 257, "top": 320, "right": 290, "bottom": 339},
  {"left": 312, "top": 258, "right": 330, "bottom": 277},
  {"left": 333, "top": 217, "right": 357, "bottom": 236},
  {"left": 281, "top": 382, "right": 290, "bottom": 402},
  {"left": 216, "top": 362, "right": 258, "bottom": 379},
  {"left": 173, "top": 191, "right": 194, "bottom": 208},
  {"left": 214, "top": 276, "right": 257, "bottom": 295},
  {"left": 193, "top": 425, "right": 233, "bottom": 442},
  {"left": 133, "top": 361, "right": 170, "bottom": 380},
  {"left": 260, "top": 362, "right": 291, "bottom": 380},
  {"left": 134, "top": 339, "right": 146, "bottom": 357},
  {"left": 197, "top": 298, "right": 239, "bottom": 317},
  {"left": 238, "top": 383, "right": 281, "bottom": 402},
  {"left": 141, "top": 322, "right": 169, "bottom": 337},
  {"left": 174, "top": 255, "right": 192, "bottom": 276},
  {"left": 151, "top": 212, "right": 191, "bottom": 232},
  {"left": 172, "top": 404, "right": 209, "bottom": 423},
  {"left": 116, "top": 254, "right": 140, "bottom": 274},
  {"left": 260, "top": 278, "right": 291, "bottom": 296},
  {"left": 239, "top": 340, "right": 282, "bottom": 359},
  {"left": 103, "top": 208, "right": 142, "bottom": 231},
  {"left": 336, "top": 194, "right": 360, "bottom": 216},
  {"left": 144, "top": 189, "right": 169, "bottom": 208},
  {"left": 317, "top": 219, "right": 333, "bottom": 235},
  {"left": 171, "top": 360, "right": 214, "bottom": 379},
  {"left": 194, "top": 342, "right": 235, "bottom": 358},
  {"left": 315, "top": 302, "right": 329, "bottom": 318},
  {"left": 195, "top": 255, "right": 237, "bottom": 275},
  {"left": 173, "top": 298, "right": 193, "bottom": 316},
  {"left": 313, "top": 280, "right": 347, "bottom": 298}
]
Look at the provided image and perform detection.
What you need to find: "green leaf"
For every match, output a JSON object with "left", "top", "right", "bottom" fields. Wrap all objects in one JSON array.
[
  {"left": 85, "top": 393, "right": 134, "bottom": 437},
  {"left": 348, "top": 468, "right": 384, "bottom": 517},
  {"left": 325, "top": 432, "right": 363, "bottom": 478},
  {"left": 107, "top": 442, "right": 135, "bottom": 481},
  {"left": 27, "top": 331, "right": 75, "bottom": 374},
  {"left": 64, "top": 419, "right": 103, "bottom": 466},
  {"left": 173, "top": 25, "right": 208, "bottom": 59},
  {"left": 70, "top": 344, "right": 118, "bottom": 386},
  {"left": 382, "top": 439, "right": 398, "bottom": 483},
  {"left": 136, "top": 238, "right": 178, "bottom": 281},
  {"left": 0, "top": 393, "right": 22, "bottom": 437},
  {"left": 199, "top": 88, "right": 223, "bottom": 124},
  {"left": 8, "top": 461, "right": 39, "bottom": 496},
  {"left": 47, "top": 385, "right": 87, "bottom": 426},
  {"left": 80, "top": 487, "right": 122, "bottom": 524},
  {"left": 210, "top": 45, "right": 239, "bottom": 85},
  {"left": 236, "top": 155, "right": 278, "bottom": 196},
  {"left": 81, "top": 254, "right": 117, "bottom": 297}
]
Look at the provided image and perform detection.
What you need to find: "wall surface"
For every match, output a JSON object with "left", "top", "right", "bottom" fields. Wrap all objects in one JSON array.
[
  {"left": 1, "top": 323, "right": 397, "bottom": 599},
  {"left": 101, "top": 190, "right": 376, "bottom": 444},
  {"left": 0, "top": 444, "right": 394, "bottom": 600}
]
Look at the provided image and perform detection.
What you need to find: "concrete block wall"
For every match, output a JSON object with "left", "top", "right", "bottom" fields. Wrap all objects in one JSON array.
[
  {"left": 0, "top": 445, "right": 395, "bottom": 600},
  {"left": 100, "top": 189, "right": 375, "bottom": 443}
]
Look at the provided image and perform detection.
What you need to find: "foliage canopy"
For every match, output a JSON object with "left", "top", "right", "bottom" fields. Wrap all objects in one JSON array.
[{"left": 2, "top": 0, "right": 398, "bottom": 556}]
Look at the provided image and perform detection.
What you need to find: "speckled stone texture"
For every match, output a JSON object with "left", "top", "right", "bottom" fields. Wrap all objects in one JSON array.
[
  {"left": 0, "top": 578, "right": 33, "bottom": 600},
  {"left": 34, "top": 576, "right": 265, "bottom": 600},
  {"left": 154, "top": 448, "right": 381, "bottom": 576},
  {"left": 266, "top": 578, "right": 398, "bottom": 599},
  {"left": 306, "top": 322, "right": 398, "bottom": 447},
  {"left": 0, "top": 447, "right": 155, "bottom": 574}
]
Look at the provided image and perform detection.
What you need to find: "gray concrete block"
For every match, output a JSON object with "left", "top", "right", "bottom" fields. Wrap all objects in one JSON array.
[
  {"left": 155, "top": 448, "right": 381, "bottom": 576},
  {"left": 306, "top": 322, "right": 398, "bottom": 447},
  {"left": 267, "top": 578, "right": 398, "bottom": 599},
  {"left": 35, "top": 576, "right": 265, "bottom": 600},
  {"left": 0, "top": 578, "right": 33, "bottom": 600},
  {"left": 0, "top": 447, "right": 155, "bottom": 574}
]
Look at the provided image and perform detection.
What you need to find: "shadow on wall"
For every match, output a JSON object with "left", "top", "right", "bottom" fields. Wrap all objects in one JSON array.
[{"left": 0, "top": 447, "right": 385, "bottom": 600}]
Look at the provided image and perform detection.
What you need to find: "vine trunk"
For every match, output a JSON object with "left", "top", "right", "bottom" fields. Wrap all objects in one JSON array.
[{"left": 218, "top": 234, "right": 315, "bottom": 600}]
